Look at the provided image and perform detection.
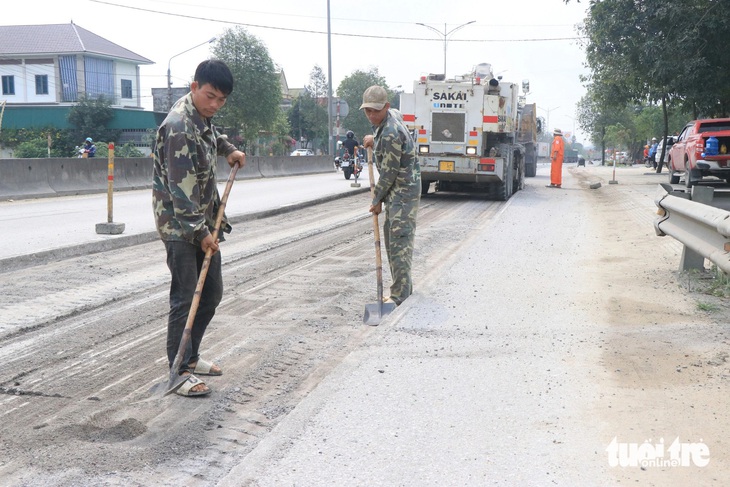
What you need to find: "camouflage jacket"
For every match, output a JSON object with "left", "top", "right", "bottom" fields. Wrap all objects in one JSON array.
[
  {"left": 371, "top": 109, "right": 421, "bottom": 206},
  {"left": 152, "top": 92, "right": 238, "bottom": 245}
]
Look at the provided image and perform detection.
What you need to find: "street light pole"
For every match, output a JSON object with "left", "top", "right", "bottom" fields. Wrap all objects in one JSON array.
[
  {"left": 167, "top": 37, "right": 217, "bottom": 110},
  {"left": 415, "top": 21, "right": 475, "bottom": 76},
  {"left": 538, "top": 105, "right": 560, "bottom": 134}
]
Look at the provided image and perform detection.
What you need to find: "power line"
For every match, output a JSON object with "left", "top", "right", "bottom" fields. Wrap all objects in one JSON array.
[
  {"left": 140, "top": 0, "right": 579, "bottom": 28},
  {"left": 90, "top": 0, "right": 582, "bottom": 43}
]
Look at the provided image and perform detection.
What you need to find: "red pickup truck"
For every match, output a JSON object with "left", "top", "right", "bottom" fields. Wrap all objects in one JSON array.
[{"left": 668, "top": 118, "right": 730, "bottom": 187}]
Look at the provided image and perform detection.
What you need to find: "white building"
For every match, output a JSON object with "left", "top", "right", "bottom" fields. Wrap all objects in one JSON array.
[{"left": 0, "top": 22, "right": 152, "bottom": 108}]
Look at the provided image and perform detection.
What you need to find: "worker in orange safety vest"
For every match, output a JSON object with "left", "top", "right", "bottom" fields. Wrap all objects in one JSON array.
[{"left": 547, "top": 128, "right": 565, "bottom": 188}]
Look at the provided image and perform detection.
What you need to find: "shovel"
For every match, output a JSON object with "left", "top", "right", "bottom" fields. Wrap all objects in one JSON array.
[
  {"left": 363, "top": 147, "right": 397, "bottom": 325},
  {"left": 164, "top": 161, "right": 241, "bottom": 396}
]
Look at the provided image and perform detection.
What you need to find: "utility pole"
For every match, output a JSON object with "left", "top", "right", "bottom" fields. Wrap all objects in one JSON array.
[{"left": 326, "top": 0, "right": 333, "bottom": 156}]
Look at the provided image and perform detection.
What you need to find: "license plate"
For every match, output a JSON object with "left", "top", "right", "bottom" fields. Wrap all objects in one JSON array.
[{"left": 439, "top": 160, "right": 455, "bottom": 172}]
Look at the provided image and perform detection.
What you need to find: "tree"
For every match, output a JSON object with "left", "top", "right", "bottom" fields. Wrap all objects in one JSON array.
[
  {"left": 66, "top": 94, "right": 117, "bottom": 144},
  {"left": 306, "top": 65, "right": 329, "bottom": 103},
  {"left": 287, "top": 92, "right": 328, "bottom": 151},
  {"left": 213, "top": 26, "right": 282, "bottom": 153},
  {"left": 570, "top": 0, "right": 730, "bottom": 169},
  {"left": 266, "top": 111, "right": 295, "bottom": 156},
  {"left": 286, "top": 66, "right": 330, "bottom": 153},
  {"left": 337, "top": 68, "right": 392, "bottom": 141},
  {"left": 576, "top": 82, "right": 628, "bottom": 165}
]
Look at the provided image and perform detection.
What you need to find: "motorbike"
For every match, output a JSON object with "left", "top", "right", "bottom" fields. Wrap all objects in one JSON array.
[{"left": 340, "top": 151, "right": 363, "bottom": 180}]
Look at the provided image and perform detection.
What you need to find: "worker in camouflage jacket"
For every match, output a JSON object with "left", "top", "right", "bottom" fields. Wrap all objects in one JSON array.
[
  {"left": 361, "top": 85, "right": 421, "bottom": 306},
  {"left": 152, "top": 59, "right": 245, "bottom": 397}
]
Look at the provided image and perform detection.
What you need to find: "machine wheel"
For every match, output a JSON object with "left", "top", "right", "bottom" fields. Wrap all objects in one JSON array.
[
  {"left": 421, "top": 180, "right": 431, "bottom": 195},
  {"left": 344, "top": 168, "right": 352, "bottom": 180},
  {"left": 525, "top": 162, "right": 537, "bottom": 178},
  {"left": 514, "top": 153, "right": 525, "bottom": 191},
  {"left": 493, "top": 156, "right": 514, "bottom": 201}
]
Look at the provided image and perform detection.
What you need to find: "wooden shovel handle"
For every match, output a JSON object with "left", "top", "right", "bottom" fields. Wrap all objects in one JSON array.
[
  {"left": 169, "top": 161, "right": 240, "bottom": 376},
  {"left": 367, "top": 148, "right": 385, "bottom": 305}
]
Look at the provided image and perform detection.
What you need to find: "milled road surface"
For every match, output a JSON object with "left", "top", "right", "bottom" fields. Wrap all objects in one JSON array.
[
  {"left": 0, "top": 184, "right": 504, "bottom": 486},
  {"left": 1, "top": 163, "right": 728, "bottom": 486}
]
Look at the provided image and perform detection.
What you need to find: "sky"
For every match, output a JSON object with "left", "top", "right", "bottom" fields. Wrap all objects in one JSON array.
[{"left": 5, "top": 0, "right": 591, "bottom": 142}]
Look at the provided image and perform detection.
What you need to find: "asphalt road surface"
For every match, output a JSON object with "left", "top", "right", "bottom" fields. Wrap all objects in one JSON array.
[{"left": 1, "top": 162, "right": 728, "bottom": 486}]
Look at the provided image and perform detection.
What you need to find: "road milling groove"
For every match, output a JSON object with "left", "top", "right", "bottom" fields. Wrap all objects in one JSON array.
[{"left": 0, "top": 194, "right": 515, "bottom": 486}]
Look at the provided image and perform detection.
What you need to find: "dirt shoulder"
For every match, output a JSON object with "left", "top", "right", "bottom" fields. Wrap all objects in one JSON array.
[{"left": 572, "top": 162, "right": 730, "bottom": 485}]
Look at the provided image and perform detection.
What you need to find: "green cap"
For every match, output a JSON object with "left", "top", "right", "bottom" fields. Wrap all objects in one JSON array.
[{"left": 360, "top": 85, "right": 388, "bottom": 110}]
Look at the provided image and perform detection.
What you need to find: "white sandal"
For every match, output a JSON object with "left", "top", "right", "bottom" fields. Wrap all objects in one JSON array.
[
  {"left": 175, "top": 374, "right": 211, "bottom": 397},
  {"left": 192, "top": 358, "right": 223, "bottom": 376}
]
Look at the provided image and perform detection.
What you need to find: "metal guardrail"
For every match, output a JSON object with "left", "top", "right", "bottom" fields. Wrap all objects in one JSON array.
[{"left": 654, "top": 183, "right": 730, "bottom": 273}]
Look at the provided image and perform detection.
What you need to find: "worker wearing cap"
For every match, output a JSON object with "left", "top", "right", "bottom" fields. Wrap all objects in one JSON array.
[
  {"left": 360, "top": 85, "right": 421, "bottom": 306},
  {"left": 548, "top": 128, "right": 565, "bottom": 188}
]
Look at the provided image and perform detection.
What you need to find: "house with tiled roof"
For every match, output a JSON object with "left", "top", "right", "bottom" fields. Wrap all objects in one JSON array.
[{"left": 0, "top": 22, "right": 161, "bottom": 151}]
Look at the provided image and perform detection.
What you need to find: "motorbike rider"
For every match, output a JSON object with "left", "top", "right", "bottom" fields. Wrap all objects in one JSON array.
[
  {"left": 342, "top": 130, "right": 359, "bottom": 162},
  {"left": 82, "top": 137, "right": 97, "bottom": 158},
  {"left": 341, "top": 130, "right": 361, "bottom": 176}
]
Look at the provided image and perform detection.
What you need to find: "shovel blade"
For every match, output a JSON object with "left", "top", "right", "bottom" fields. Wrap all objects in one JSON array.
[
  {"left": 162, "top": 372, "right": 189, "bottom": 397},
  {"left": 363, "top": 302, "right": 397, "bottom": 326}
]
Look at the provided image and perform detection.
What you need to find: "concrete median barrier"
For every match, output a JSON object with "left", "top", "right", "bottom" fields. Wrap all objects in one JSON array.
[
  {"left": 0, "top": 159, "right": 54, "bottom": 200},
  {"left": 47, "top": 158, "right": 108, "bottom": 196},
  {"left": 258, "top": 156, "right": 334, "bottom": 178},
  {"left": 216, "top": 156, "right": 262, "bottom": 180},
  {"left": 118, "top": 157, "right": 153, "bottom": 190},
  {"left": 0, "top": 154, "right": 336, "bottom": 200}
]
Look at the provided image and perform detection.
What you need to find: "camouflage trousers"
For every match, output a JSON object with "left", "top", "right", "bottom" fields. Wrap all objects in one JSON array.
[{"left": 383, "top": 195, "right": 420, "bottom": 304}]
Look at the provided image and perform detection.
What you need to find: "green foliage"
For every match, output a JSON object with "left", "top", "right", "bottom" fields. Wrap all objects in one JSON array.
[
  {"left": 581, "top": 0, "right": 730, "bottom": 119},
  {"left": 13, "top": 138, "right": 50, "bottom": 158},
  {"left": 88, "top": 142, "right": 144, "bottom": 158},
  {"left": 287, "top": 65, "right": 330, "bottom": 153},
  {"left": 67, "top": 95, "right": 115, "bottom": 140},
  {"left": 2, "top": 127, "right": 80, "bottom": 158},
  {"left": 115, "top": 143, "right": 144, "bottom": 158},
  {"left": 213, "top": 26, "right": 282, "bottom": 153},
  {"left": 578, "top": 84, "right": 691, "bottom": 156},
  {"left": 265, "top": 111, "right": 296, "bottom": 156},
  {"left": 337, "top": 68, "right": 392, "bottom": 141},
  {"left": 3, "top": 128, "right": 144, "bottom": 159},
  {"left": 696, "top": 301, "right": 719, "bottom": 313},
  {"left": 577, "top": 0, "right": 730, "bottom": 155},
  {"left": 699, "top": 266, "right": 730, "bottom": 298},
  {"left": 288, "top": 96, "right": 327, "bottom": 149}
]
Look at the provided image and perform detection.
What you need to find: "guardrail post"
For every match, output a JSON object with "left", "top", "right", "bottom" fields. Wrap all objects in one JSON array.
[
  {"left": 678, "top": 186, "right": 714, "bottom": 272},
  {"left": 95, "top": 142, "right": 126, "bottom": 235}
]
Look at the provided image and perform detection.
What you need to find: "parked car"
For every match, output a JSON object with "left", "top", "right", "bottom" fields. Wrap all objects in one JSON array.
[
  {"left": 290, "top": 149, "right": 314, "bottom": 156},
  {"left": 668, "top": 118, "right": 730, "bottom": 187},
  {"left": 615, "top": 151, "right": 629, "bottom": 164},
  {"left": 654, "top": 136, "right": 677, "bottom": 166}
]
